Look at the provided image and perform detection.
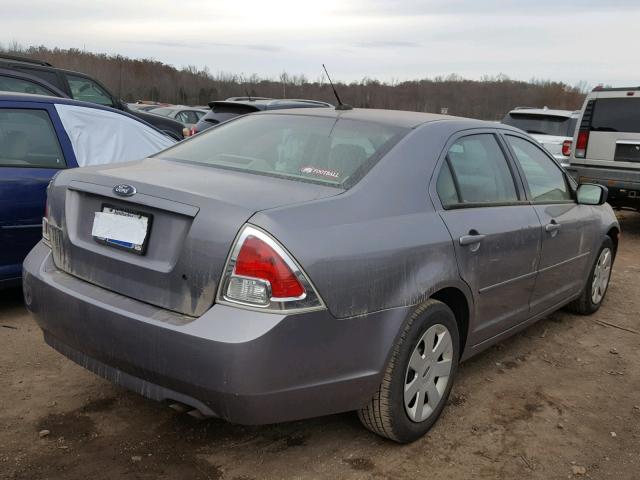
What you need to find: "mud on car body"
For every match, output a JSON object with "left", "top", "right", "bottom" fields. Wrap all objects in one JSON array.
[{"left": 23, "top": 107, "right": 619, "bottom": 443}]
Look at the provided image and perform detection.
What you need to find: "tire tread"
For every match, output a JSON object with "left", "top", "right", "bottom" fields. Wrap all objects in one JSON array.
[{"left": 357, "top": 299, "right": 440, "bottom": 442}]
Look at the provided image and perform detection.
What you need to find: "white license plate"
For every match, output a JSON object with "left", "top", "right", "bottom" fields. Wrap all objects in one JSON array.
[{"left": 91, "top": 206, "right": 151, "bottom": 254}]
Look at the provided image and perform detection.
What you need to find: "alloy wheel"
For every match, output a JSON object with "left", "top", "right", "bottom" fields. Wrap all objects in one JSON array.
[
  {"left": 591, "top": 247, "right": 612, "bottom": 305},
  {"left": 404, "top": 324, "right": 454, "bottom": 423}
]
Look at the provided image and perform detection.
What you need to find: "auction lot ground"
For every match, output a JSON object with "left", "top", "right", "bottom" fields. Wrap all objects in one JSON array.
[{"left": 1, "top": 212, "right": 639, "bottom": 480}]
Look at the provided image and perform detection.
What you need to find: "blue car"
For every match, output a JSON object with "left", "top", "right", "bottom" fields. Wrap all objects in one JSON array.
[{"left": 0, "top": 93, "right": 174, "bottom": 287}]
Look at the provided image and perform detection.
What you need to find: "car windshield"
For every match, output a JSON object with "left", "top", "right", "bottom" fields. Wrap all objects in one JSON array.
[
  {"left": 502, "top": 113, "right": 576, "bottom": 137},
  {"left": 156, "top": 114, "right": 408, "bottom": 187}
]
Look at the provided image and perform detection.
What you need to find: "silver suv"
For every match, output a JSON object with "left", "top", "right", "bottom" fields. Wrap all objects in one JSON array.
[
  {"left": 568, "top": 86, "right": 640, "bottom": 210},
  {"left": 502, "top": 107, "right": 579, "bottom": 166}
]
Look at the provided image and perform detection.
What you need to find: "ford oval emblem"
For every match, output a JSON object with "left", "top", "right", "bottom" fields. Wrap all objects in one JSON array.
[{"left": 113, "top": 184, "right": 136, "bottom": 197}]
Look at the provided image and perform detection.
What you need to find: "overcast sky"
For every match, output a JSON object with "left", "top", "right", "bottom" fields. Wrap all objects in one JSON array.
[{"left": 2, "top": 0, "right": 639, "bottom": 87}]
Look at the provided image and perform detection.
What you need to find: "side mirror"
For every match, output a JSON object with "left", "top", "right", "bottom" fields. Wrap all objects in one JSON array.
[{"left": 577, "top": 183, "right": 608, "bottom": 206}]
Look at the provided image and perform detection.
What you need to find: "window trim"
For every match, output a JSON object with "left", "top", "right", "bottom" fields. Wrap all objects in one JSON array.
[
  {"left": 501, "top": 132, "right": 576, "bottom": 205},
  {"left": 432, "top": 130, "right": 528, "bottom": 210}
]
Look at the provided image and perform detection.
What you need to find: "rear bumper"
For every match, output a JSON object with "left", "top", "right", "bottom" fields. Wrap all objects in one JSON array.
[
  {"left": 567, "top": 164, "right": 640, "bottom": 205},
  {"left": 23, "top": 242, "right": 407, "bottom": 424}
]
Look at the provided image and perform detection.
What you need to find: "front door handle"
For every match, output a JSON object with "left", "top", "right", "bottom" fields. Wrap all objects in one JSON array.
[
  {"left": 459, "top": 234, "right": 486, "bottom": 246},
  {"left": 545, "top": 221, "right": 561, "bottom": 233}
]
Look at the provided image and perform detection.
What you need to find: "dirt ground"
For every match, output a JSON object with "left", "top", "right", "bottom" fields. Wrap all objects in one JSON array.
[{"left": 1, "top": 212, "right": 639, "bottom": 480}]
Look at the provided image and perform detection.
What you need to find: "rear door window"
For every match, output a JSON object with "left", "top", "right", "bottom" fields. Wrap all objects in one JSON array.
[
  {"left": 506, "top": 135, "right": 572, "bottom": 202},
  {"left": 0, "top": 76, "right": 54, "bottom": 96},
  {"left": 176, "top": 111, "right": 199, "bottom": 124},
  {"left": 437, "top": 134, "right": 518, "bottom": 207},
  {"left": 66, "top": 74, "right": 114, "bottom": 106},
  {"left": 591, "top": 98, "right": 640, "bottom": 133},
  {"left": 14, "top": 67, "right": 62, "bottom": 89},
  {"left": 0, "top": 109, "right": 66, "bottom": 168}
]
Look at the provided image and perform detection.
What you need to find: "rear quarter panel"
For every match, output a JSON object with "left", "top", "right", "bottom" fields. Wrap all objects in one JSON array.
[{"left": 251, "top": 121, "right": 472, "bottom": 319}]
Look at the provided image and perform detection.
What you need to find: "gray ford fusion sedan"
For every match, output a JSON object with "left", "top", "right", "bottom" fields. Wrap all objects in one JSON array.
[{"left": 23, "top": 107, "right": 619, "bottom": 443}]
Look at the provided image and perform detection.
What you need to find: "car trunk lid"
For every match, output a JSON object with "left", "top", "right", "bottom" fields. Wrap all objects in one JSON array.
[{"left": 47, "top": 158, "right": 343, "bottom": 316}]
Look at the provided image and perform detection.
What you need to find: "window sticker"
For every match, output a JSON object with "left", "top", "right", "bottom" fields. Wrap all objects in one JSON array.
[{"left": 300, "top": 166, "right": 341, "bottom": 179}]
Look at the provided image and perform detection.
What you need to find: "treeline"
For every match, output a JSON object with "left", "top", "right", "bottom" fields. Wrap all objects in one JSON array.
[{"left": 1, "top": 43, "right": 586, "bottom": 119}]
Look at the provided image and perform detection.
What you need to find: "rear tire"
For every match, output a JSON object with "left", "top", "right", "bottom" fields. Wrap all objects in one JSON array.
[
  {"left": 358, "top": 299, "right": 460, "bottom": 443},
  {"left": 567, "top": 237, "right": 614, "bottom": 315}
]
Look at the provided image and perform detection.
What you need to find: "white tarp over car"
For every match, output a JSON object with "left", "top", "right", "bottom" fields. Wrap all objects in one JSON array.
[{"left": 55, "top": 104, "right": 175, "bottom": 167}]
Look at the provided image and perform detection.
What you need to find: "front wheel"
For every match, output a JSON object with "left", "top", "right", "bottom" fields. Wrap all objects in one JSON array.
[
  {"left": 567, "top": 237, "right": 615, "bottom": 315},
  {"left": 358, "top": 299, "right": 460, "bottom": 443}
]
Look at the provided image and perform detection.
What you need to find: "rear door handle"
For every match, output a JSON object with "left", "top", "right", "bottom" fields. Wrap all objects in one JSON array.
[
  {"left": 459, "top": 234, "right": 486, "bottom": 246},
  {"left": 545, "top": 222, "right": 561, "bottom": 233}
]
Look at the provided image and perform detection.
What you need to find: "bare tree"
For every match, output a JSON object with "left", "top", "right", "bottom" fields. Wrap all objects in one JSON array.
[{"left": 0, "top": 43, "right": 586, "bottom": 119}]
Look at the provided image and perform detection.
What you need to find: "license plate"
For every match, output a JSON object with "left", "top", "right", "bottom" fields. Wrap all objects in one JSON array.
[{"left": 91, "top": 205, "right": 152, "bottom": 255}]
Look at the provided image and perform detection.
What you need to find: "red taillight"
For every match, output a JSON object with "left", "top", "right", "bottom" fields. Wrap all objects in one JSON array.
[
  {"left": 562, "top": 140, "right": 572, "bottom": 157},
  {"left": 575, "top": 129, "right": 590, "bottom": 158},
  {"left": 235, "top": 235, "right": 304, "bottom": 298},
  {"left": 219, "top": 225, "right": 324, "bottom": 311}
]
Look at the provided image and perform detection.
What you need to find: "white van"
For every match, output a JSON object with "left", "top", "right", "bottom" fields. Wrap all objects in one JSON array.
[{"left": 568, "top": 86, "right": 640, "bottom": 209}]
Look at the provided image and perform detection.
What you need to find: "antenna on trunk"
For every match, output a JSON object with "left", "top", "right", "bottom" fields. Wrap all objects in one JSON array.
[{"left": 322, "top": 64, "right": 352, "bottom": 111}]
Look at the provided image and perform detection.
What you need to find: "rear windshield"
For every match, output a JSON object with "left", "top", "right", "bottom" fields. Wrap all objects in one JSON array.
[
  {"left": 502, "top": 113, "right": 577, "bottom": 137},
  {"left": 156, "top": 114, "right": 408, "bottom": 187},
  {"left": 591, "top": 98, "right": 640, "bottom": 133}
]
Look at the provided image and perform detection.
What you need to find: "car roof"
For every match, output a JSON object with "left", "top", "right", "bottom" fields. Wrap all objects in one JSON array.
[
  {"left": 251, "top": 107, "right": 488, "bottom": 129},
  {"left": 209, "top": 98, "right": 333, "bottom": 110},
  {"left": 0, "top": 92, "right": 162, "bottom": 129},
  {"left": 0, "top": 91, "right": 113, "bottom": 109},
  {"left": 0, "top": 54, "right": 52, "bottom": 67},
  {"left": 152, "top": 105, "right": 208, "bottom": 112},
  {"left": 507, "top": 107, "right": 580, "bottom": 118}
]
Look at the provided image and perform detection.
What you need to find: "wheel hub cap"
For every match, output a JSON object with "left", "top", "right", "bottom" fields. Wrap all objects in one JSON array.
[
  {"left": 591, "top": 247, "right": 612, "bottom": 305},
  {"left": 404, "top": 324, "right": 453, "bottom": 423}
]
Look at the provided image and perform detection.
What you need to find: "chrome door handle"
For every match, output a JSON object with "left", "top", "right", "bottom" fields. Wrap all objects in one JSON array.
[
  {"left": 545, "top": 222, "right": 561, "bottom": 233},
  {"left": 459, "top": 234, "right": 486, "bottom": 246}
]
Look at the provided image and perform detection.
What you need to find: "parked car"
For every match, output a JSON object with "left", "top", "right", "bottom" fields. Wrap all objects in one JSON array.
[
  {"left": 193, "top": 97, "right": 333, "bottom": 133},
  {"left": 0, "top": 93, "right": 174, "bottom": 288},
  {"left": 148, "top": 105, "right": 208, "bottom": 128},
  {"left": 24, "top": 107, "right": 618, "bottom": 443},
  {"left": 501, "top": 107, "right": 579, "bottom": 166},
  {"left": 567, "top": 86, "right": 640, "bottom": 210},
  {"left": 0, "top": 54, "right": 186, "bottom": 140}
]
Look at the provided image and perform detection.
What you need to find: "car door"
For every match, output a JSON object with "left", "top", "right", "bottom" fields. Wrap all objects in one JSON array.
[
  {"left": 432, "top": 131, "right": 542, "bottom": 344},
  {"left": 503, "top": 134, "right": 597, "bottom": 313},
  {"left": 0, "top": 102, "right": 74, "bottom": 284}
]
